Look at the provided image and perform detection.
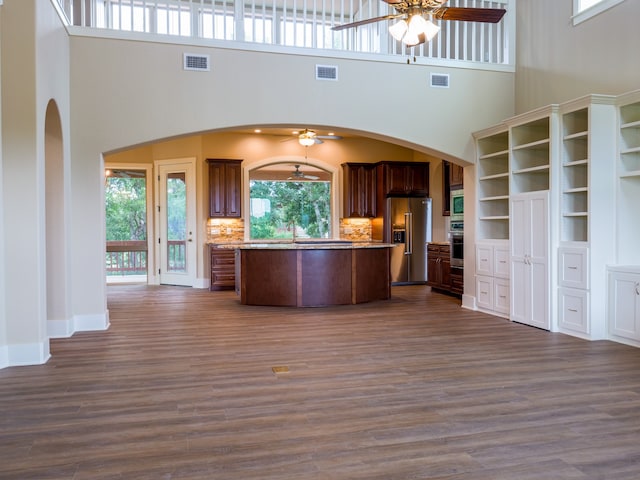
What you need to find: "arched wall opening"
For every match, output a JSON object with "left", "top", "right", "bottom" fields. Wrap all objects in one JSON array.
[{"left": 45, "top": 99, "right": 71, "bottom": 338}]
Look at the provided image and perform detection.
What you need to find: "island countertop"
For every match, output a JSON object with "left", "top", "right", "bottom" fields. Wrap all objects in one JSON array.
[{"left": 212, "top": 241, "right": 396, "bottom": 250}]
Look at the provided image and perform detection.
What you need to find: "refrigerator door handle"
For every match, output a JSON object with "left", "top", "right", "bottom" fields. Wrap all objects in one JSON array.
[{"left": 405, "top": 212, "right": 412, "bottom": 255}]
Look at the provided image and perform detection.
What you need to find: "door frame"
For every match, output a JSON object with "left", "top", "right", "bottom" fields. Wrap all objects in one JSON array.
[
  {"left": 104, "top": 162, "right": 155, "bottom": 284},
  {"left": 154, "top": 157, "right": 197, "bottom": 287}
]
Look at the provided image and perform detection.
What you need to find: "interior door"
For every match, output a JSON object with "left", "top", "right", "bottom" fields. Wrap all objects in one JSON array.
[{"left": 156, "top": 159, "right": 196, "bottom": 286}]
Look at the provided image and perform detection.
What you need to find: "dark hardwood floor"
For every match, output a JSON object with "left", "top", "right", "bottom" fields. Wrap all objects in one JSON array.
[{"left": 1, "top": 285, "right": 640, "bottom": 479}]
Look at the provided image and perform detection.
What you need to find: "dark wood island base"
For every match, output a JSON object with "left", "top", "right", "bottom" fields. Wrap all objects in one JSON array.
[{"left": 236, "top": 244, "right": 393, "bottom": 307}]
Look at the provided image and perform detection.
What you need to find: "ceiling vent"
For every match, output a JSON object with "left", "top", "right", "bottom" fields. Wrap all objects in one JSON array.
[
  {"left": 316, "top": 65, "right": 338, "bottom": 81},
  {"left": 430, "top": 73, "right": 450, "bottom": 88},
  {"left": 183, "top": 53, "right": 210, "bottom": 71}
]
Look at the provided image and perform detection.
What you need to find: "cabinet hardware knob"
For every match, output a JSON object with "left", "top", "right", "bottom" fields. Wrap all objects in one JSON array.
[
  {"left": 568, "top": 266, "right": 577, "bottom": 270},
  {"left": 568, "top": 308, "right": 578, "bottom": 313},
  {"left": 636, "top": 282, "right": 640, "bottom": 296}
]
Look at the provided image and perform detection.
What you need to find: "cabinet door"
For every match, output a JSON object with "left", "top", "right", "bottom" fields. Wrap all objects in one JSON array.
[
  {"left": 408, "top": 163, "right": 430, "bottom": 196},
  {"left": 343, "top": 164, "right": 376, "bottom": 217},
  {"left": 208, "top": 162, "right": 226, "bottom": 217},
  {"left": 510, "top": 192, "right": 549, "bottom": 330},
  {"left": 449, "top": 163, "right": 464, "bottom": 190},
  {"left": 609, "top": 272, "right": 640, "bottom": 340},
  {"left": 426, "top": 247, "right": 441, "bottom": 287},
  {"left": 224, "top": 162, "right": 242, "bottom": 218},
  {"left": 440, "top": 253, "right": 451, "bottom": 289},
  {"left": 385, "top": 163, "right": 411, "bottom": 195},
  {"left": 208, "top": 160, "right": 242, "bottom": 218}
]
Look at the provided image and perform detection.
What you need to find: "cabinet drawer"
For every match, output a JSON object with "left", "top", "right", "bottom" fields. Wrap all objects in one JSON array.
[
  {"left": 476, "top": 245, "right": 493, "bottom": 276},
  {"left": 212, "top": 254, "right": 235, "bottom": 267},
  {"left": 493, "top": 279, "right": 510, "bottom": 314},
  {"left": 476, "top": 275, "right": 493, "bottom": 310},
  {"left": 559, "top": 247, "right": 588, "bottom": 289},
  {"left": 494, "top": 247, "right": 510, "bottom": 278},
  {"left": 559, "top": 287, "right": 589, "bottom": 334}
]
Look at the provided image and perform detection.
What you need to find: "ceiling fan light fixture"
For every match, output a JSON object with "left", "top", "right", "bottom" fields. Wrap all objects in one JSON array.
[
  {"left": 389, "top": 19, "right": 408, "bottom": 42},
  {"left": 298, "top": 130, "right": 317, "bottom": 147},
  {"left": 391, "top": 15, "right": 440, "bottom": 46}
]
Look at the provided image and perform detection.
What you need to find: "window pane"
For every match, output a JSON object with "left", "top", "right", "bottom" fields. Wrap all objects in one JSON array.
[{"left": 250, "top": 180, "right": 331, "bottom": 239}]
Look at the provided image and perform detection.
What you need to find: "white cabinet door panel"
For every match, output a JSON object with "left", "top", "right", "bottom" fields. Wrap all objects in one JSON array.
[{"left": 609, "top": 272, "right": 640, "bottom": 340}]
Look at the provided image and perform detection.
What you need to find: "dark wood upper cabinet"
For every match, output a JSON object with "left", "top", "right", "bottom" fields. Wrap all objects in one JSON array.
[
  {"left": 442, "top": 160, "right": 463, "bottom": 216},
  {"left": 207, "top": 159, "right": 242, "bottom": 218},
  {"left": 378, "top": 162, "right": 430, "bottom": 197},
  {"left": 342, "top": 163, "right": 377, "bottom": 218},
  {"left": 450, "top": 162, "right": 464, "bottom": 190}
]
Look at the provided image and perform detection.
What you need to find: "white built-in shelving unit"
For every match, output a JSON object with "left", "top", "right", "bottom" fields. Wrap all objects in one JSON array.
[
  {"left": 475, "top": 127, "right": 510, "bottom": 241},
  {"left": 617, "top": 91, "right": 640, "bottom": 265},
  {"left": 560, "top": 107, "right": 589, "bottom": 243},
  {"left": 510, "top": 114, "right": 552, "bottom": 195}
]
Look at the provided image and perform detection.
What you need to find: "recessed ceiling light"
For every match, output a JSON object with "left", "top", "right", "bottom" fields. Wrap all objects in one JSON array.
[
  {"left": 292, "top": 130, "right": 299, "bottom": 135},
  {"left": 254, "top": 129, "right": 262, "bottom": 133}
]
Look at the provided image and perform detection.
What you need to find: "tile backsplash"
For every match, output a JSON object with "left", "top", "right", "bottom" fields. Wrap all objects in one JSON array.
[
  {"left": 207, "top": 218, "right": 373, "bottom": 243},
  {"left": 207, "top": 219, "right": 244, "bottom": 243}
]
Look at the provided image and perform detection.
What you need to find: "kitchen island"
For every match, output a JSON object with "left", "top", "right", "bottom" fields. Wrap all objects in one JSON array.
[{"left": 229, "top": 242, "right": 394, "bottom": 307}]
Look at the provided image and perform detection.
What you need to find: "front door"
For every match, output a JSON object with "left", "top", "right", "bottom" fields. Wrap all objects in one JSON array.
[{"left": 156, "top": 159, "right": 196, "bottom": 286}]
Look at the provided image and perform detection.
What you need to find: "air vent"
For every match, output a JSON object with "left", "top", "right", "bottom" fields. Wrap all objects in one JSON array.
[
  {"left": 183, "top": 53, "right": 210, "bottom": 71},
  {"left": 316, "top": 64, "right": 338, "bottom": 81},
  {"left": 430, "top": 73, "right": 450, "bottom": 88}
]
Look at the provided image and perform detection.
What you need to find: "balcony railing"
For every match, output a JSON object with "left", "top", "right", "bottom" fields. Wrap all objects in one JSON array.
[
  {"left": 106, "top": 240, "right": 147, "bottom": 276},
  {"left": 57, "top": 0, "right": 512, "bottom": 66}
]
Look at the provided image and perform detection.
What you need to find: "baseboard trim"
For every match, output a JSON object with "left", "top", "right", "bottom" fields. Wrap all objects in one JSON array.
[
  {"left": 73, "top": 311, "right": 110, "bottom": 332},
  {"left": 1, "top": 341, "right": 51, "bottom": 368}
]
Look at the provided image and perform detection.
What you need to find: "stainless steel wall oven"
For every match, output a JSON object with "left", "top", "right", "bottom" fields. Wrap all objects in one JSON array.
[{"left": 449, "top": 221, "right": 464, "bottom": 267}]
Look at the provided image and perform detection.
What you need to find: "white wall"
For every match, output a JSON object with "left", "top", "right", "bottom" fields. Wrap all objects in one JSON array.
[
  {"left": 515, "top": 0, "right": 640, "bottom": 113},
  {"left": 0, "top": 3, "right": 7, "bottom": 364}
]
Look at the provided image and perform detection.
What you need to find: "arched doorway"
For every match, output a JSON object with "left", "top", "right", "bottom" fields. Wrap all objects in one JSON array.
[{"left": 45, "top": 99, "right": 72, "bottom": 337}]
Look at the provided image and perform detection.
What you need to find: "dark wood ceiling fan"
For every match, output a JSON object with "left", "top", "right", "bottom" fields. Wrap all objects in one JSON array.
[{"left": 332, "top": 0, "right": 506, "bottom": 46}]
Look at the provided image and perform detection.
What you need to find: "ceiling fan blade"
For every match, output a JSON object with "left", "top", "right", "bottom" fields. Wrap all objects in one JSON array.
[
  {"left": 332, "top": 14, "right": 403, "bottom": 31},
  {"left": 303, "top": 174, "right": 320, "bottom": 180},
  {"left": 317, "top": 134, "right": 343, "bottom": 140},
  {"left": 433, "top": 7, "right": 506, "bottom": 23}
]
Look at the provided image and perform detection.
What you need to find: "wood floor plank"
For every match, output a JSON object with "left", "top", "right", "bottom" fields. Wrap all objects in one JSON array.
[{"left": 1, "top": 284, "right": 640, "bottom": 479}]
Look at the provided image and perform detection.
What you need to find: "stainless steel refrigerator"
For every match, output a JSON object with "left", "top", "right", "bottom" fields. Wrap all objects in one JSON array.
[{"left": 388, "top": 197, "right": 433, "bottom": 284}]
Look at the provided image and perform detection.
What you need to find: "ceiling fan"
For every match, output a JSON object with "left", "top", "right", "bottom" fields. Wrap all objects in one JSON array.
[
  {"left": 332, "top": 0, "right": 506, "bottom": 47},
  {"left": 287, "top": 165, "right": 320, "bottom": 181},
  {"left": 295, "top": 129, "right": 343, "bottom": 146}
]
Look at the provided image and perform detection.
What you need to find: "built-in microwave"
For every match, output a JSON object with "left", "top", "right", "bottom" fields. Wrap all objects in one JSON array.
[{"left": 450, "top": 189, "right": 464, "bottom": 222}]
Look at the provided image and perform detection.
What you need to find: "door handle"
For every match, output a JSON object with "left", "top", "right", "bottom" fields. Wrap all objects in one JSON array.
[{"left": 405, "top": 212, "right": 412, "bottom": 255}]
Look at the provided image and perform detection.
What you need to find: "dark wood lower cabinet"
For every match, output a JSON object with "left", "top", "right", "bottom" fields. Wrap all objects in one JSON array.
[
  {"left": 238, "top": 246, "right": 392, "bottom": 307},
  {"left": 427, "top": 243, "right": 462, "bottom": 297},
  {"left": 450, "top": 266, "right": 464, "bottom": 296},
  {"left": 210, "top": 246, "right": 236, "bottom": 291}
]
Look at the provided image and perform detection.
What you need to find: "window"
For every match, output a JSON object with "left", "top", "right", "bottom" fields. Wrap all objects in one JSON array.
[
  {"left": 249, "top": 164, "right": 332, "bottom": 240},
  {"left": 573, "top": 0, "right": 626, "bottom": 25}
]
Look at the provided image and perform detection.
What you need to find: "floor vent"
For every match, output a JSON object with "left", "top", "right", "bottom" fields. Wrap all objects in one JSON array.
[
  {"left": 316, "top": 64, "right": 338, "bottom": 81},
  {"left": 184, "top": 53, "right": 210, "bottom": 71},
  {"left": 430, "top": 73, "right": 450, "bottom": 88}
]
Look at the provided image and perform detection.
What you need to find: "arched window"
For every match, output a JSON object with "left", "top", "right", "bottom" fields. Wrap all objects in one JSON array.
[
  {"left": 573, "top": 0, "right": 626, "bottom": 25},
  {"left": 249, "top": 162, "right": 332, "bottom": 240}
]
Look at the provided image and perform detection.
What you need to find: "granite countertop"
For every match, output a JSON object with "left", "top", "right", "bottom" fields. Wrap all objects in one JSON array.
[{"left": 211, "top": 240, "right": 396, "bottom": 250}]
